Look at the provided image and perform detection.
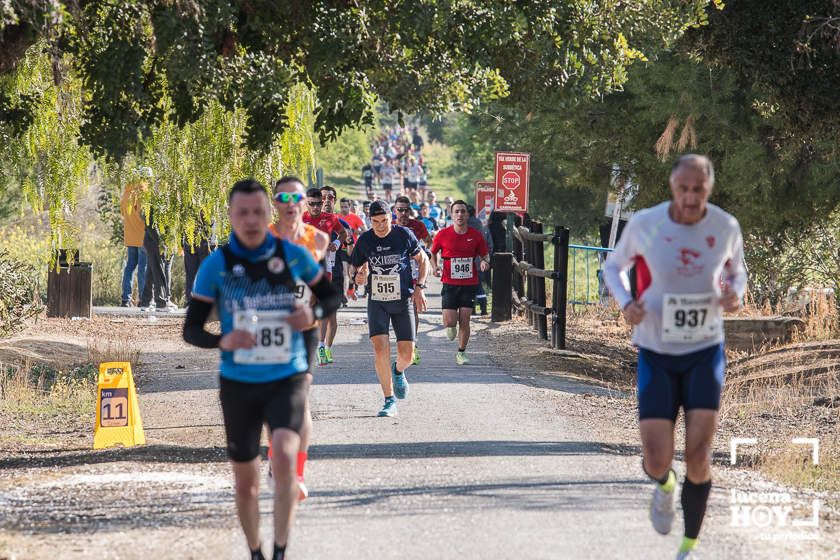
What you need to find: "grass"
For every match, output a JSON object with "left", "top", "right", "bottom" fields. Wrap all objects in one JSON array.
[{"left": 0, "top": 335, "right": 141, "bottom": 449}]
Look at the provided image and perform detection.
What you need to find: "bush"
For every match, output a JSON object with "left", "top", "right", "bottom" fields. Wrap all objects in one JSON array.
[{"left": 0, "top": 249, "right": 43, "bottom": 337}]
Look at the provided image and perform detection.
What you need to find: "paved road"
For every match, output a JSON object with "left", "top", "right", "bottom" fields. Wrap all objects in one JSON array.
[{"left": 1, "top": 277, "right": 834, "bottom": 559}]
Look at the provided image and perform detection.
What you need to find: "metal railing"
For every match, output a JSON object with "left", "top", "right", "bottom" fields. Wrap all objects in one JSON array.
[{"left": 568, "top": 244, "right": 613, "bottom": 306}]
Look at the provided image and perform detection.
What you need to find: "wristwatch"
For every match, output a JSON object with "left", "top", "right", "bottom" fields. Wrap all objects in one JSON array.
[{"left": 416, "top": 283, "right": 427, "bottom": 289}]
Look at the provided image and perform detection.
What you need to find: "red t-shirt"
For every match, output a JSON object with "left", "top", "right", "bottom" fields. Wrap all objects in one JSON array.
[
  {"left": 340, "top": 212, "right": 365, "bottom": 239},
  {"left": 303, "top": 211, "right": 344, "bottom": 235},
  {"left": 394, "top": 218, "right": 430, "bottom": 245},
  {"left": 430, "top": 226, "right": 489, "bottom": 285}
]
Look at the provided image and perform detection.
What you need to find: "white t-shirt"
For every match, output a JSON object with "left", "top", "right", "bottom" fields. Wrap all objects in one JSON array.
[
  {"left": 381, "top": 165, "right": 395, "bottom": 184},
  {"left": 603, "top": 202, "right": 747, "bottom": 355}
]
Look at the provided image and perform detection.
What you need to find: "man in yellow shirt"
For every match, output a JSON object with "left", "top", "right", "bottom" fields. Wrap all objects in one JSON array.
[{"left": 119, "top": 173, "right": 148, "bottom": 307}]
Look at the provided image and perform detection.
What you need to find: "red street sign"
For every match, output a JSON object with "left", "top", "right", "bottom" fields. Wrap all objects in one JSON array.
[
  {"left": 494, "top": 152, "right": 530, "bottom": 213},
  {"left": 475, "top": 180, "right": 495, "bottom": 222}
]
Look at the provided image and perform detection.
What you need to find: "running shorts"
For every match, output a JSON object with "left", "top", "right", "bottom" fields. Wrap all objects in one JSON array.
[
  {"left": 637, "top": 343, "right": 725, "bottom": 421},
  {"left": 367, "top": 296, "right": 415, "bottom": 341},
  {"left": 441, "top": 283, "right": 479, "bottom": 310},
  {"left": 382, "top": 182, "right": 393, "bottom": 192},
  {"left": 219, "top": 373, "right": 309, "bottom": 462}
]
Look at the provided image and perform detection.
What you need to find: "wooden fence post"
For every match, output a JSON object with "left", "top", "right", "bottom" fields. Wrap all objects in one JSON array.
[
  {"left": 533, "top": 222, "right": 547, "bottom": 340},
  {"left": 491, "top": 252, "right": 513, "bottom": 322},
  {"left": 552, "top": 226, "right": 569, "bottom": 349}
]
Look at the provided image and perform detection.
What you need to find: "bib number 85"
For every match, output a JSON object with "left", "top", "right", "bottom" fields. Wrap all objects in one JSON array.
[{"left": 259, "top": 327, "right": 285, "bottom": 348}]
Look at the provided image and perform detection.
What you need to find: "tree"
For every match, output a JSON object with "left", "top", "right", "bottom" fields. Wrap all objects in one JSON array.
[{"left": 1, "top": 1, "right": 713, "bottom": 159}]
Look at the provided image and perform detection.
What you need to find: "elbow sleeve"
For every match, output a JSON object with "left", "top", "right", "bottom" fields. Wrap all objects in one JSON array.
[{"left": 183, "top": 299, "right": 222, "bottom": 349}]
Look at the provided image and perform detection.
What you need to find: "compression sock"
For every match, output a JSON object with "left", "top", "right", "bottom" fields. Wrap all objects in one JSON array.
[
  {"left": 679, "top": 537, "right": 699, "bottom": 554},
  {"left": 250, "top": 545, "right": 266, "bottom": 560},
  {"left": 681, "top": 477, "right": 712, "bottom": 539},
  {"left": 297, "top": 451, "right": 307, "bottom": 478},
  {"left": 272, "top": 544, "right": 286, "bottom": 560}
]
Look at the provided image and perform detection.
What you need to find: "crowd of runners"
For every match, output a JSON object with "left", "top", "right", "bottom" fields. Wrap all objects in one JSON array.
[{"left": 178, "top": 140, "right": 743, "bottom": 560}]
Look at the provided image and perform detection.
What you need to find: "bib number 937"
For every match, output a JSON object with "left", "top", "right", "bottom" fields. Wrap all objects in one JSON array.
[{"left": 661, "top": 292, "right": 721, "bottom": 343}]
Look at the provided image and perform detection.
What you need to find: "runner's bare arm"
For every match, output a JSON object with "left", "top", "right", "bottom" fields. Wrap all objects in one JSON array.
[
  {"left": 313, "top": 229, "right": 330, "bottom": 261},
  {"left": 413, "top": 250, "right": 429, "bottom": 286}
]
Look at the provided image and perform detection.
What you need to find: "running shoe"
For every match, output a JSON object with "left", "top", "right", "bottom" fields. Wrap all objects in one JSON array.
[
  {"left": 675, "top": 552, "right": 693, "bottom": 560},
  {"left": 650, "top": 483, "right": 676, "bottom": 535},
  {"left": 297, "top": 475, "right": 308, "bottom": 501},
  {"left": 392, "top": 362, "right": 409, "bottom": 399},
  {"left": 446, "top": 326, "right": 457, "bottom": 341},
  {"left": 325, "top": 347, "right": 334, "bottom": 363},
  {"left": 411, "top": 346, "right": 421, "bottom": 365},
  {"left": 317, "top": 346, "right": 328, "bottom": 366},
  {"left": 378, "top": 396, "right": 397, "bottom": 417},
  {"left": 455, "top": 351, "right": 470, "bottom": 365}
]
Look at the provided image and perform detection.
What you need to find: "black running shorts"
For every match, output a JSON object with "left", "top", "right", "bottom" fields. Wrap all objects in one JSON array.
[
  {"left": 367, "top": 296, "right": 415, "bottom": 341},
  {"left": 441, "top": 283, "right": 479, "bottom": 310},
  {"left": 219, "top": 373, "right": 308, "bottom": 462}
]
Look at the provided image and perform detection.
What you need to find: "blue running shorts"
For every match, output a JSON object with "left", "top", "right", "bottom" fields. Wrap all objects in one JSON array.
[{"left": 637, "top": 343, "right": 725, "bottom": 421}]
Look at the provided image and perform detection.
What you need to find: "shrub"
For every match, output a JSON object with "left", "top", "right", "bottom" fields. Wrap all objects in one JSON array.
[{"left": 0, "top": 249, "right": 44, "bottom": 337}]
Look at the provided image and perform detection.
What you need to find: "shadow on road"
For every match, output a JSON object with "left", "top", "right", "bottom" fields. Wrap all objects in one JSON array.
[{"left": 311, "top": 440, "right": 641, "bottom": 459}]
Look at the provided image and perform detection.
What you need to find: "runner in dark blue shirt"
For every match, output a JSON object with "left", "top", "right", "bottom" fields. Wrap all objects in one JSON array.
[{"left": 349, "top": 200, "right": 429, "bottom": 417}]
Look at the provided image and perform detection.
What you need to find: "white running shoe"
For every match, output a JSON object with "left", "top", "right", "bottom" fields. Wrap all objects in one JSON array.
[
  {"left": 675, "top": 550, "right": 694, "bottom": 560},
  {"left": 650, "top": 484, "right": 675, "bottom": 535}
]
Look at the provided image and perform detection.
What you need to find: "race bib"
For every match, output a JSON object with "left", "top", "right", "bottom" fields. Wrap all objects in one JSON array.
[
  {"left": 450, "top": 257, "right": 474, "bottom": 280},
  {"left": 232, "top": 310, "right": 292, "bottom": 365},
  {"left": 325, "top": 250, "right": 336, "bottom": 273},
  {"left": 294, "top": 280, "right": 313, "bottom": 307},
  {"left": 661, "top": 292, "right": 722, "bottom": 343},
  {"left": 371, "top": 274, "right": 401, "bottom": 301}
]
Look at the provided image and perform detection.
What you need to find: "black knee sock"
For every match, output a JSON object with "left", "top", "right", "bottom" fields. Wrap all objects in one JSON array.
[
  {"left": 250, "top": 546, "right": 265, "bottom": 560},
  {"left": 273, "top": 543, "right": 286, "bottom": 560},
  {"left": 681, "top": 477, "right": 712, "bottom": 539}
]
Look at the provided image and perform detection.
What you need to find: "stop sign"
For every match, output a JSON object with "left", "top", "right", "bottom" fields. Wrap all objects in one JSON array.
[{"left": 502, "top": 171, "right": 520, "bottom": 190}]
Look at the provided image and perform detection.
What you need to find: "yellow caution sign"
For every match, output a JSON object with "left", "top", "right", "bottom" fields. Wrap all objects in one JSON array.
[{"left": 93, "top": 361, "right": 145, "bottom": 449}]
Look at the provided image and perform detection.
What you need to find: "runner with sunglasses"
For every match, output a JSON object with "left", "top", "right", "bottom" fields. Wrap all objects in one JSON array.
[
  {"left": 302, "top": 187, "right": 348, "bottom": 365},
  {"left": 267, "top": 177, "right": 331, "bottom": 503},
  {"left": 393, "top": 196, "right": 432, "bottom": 365}
]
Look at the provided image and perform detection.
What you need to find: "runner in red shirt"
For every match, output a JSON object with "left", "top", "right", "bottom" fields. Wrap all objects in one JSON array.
[
  {"left": 430, "top": 199, "right": 489, "bottom": 365},
  {"left": 303, "top": 187, "right": 348, "bottom": 366},
  {"left": 393, "top": 196, "right": 433, "bottom": 365}
]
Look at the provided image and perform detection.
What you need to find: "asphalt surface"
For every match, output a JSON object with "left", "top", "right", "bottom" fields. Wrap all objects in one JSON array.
[{"left": 1, "top": 278, "right": 835, "bottom": 559}]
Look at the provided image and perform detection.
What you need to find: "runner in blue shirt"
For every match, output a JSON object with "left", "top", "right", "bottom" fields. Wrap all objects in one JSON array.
[
  {"left": 349, "top": 200, "right": 429, "bottom": 417},
  {"left": 183, "top": 179, "right": 341, "bottom": 560}
]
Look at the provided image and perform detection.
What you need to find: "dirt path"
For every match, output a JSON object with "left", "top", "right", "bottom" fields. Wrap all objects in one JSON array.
[{"left": 1, "top": 289, "right": 838, "bottom": 559}]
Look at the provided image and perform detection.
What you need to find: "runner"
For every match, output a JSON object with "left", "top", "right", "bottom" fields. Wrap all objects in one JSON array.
[
  {"left": 302, "top": 187, "right": 348, "bottom": 365},
  {"left": 430, "top": 200, "right": 490, "bottom": 365},
  {"left": 183, "top": 178, "right": 341, "bottom": 560},
  {"left": 348, "top": 200, "right": 429, "bottom": 417},
  {"left": 603, "top": 154, "right": 747, "bottom": 560},
  {"left": 381, "top": 159, "right": 396, "bottom": 203},
  {"left": 362, "top": 161, "right": 374, "bottom": 199},
  {"left": 393, "top": 195, "right": 432, "bottom": 365},
  {"left": 267, "top": 175, "right": 331, "bottom": 503},
  {"left": 320, "top": 186, "right": 351, "bottom": 360}
]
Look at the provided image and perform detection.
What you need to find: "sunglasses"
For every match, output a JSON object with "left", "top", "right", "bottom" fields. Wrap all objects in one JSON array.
[
  {"left": 394, "top": 207, "right": 410, "bottom": 213},
  {"left": 322, "top": 194, "right": 336, "bottom": 200},
  {"left": 274, "top": 192, "right": 304, "bottom": 204},
  {"left": 307, "top": 200, "right": 322, "bottom": 206}
]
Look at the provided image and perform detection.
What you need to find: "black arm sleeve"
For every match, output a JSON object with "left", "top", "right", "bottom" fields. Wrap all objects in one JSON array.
[
  {"left": 183, "top": 298, "right": 222, "bottom": 349},
  {"left": 310, "top": 274, "right": 342, "bottom": 318}
]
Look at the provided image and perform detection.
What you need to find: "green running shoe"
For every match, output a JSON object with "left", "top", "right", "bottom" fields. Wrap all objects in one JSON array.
[
  {"left": 411, "top": 346, "right": 421, "bottom": 365},
  {"left": 455, "top": 351, "right": 470, "bottom": 365},
  {"left": 325, "top": 347, "right": 334, "bottom": 363},
  {"left": 317, "top": 346, "right": 328, "bottom": 366},
  {"left": 378, "top": 396, "right": 397, "bottom": 417},
  {"left": 446, "top": 326, "right": 457, "bottom": 341}
]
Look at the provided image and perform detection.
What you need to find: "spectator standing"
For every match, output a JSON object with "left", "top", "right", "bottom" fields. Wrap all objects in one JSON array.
[{"left": 119, "top": 170, "right": 148, "bottom": 307}]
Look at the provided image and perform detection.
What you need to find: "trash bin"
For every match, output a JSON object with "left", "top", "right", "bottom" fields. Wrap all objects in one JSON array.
[{"left": 47, "top": 251, "right": 92, "bottom": 318}]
